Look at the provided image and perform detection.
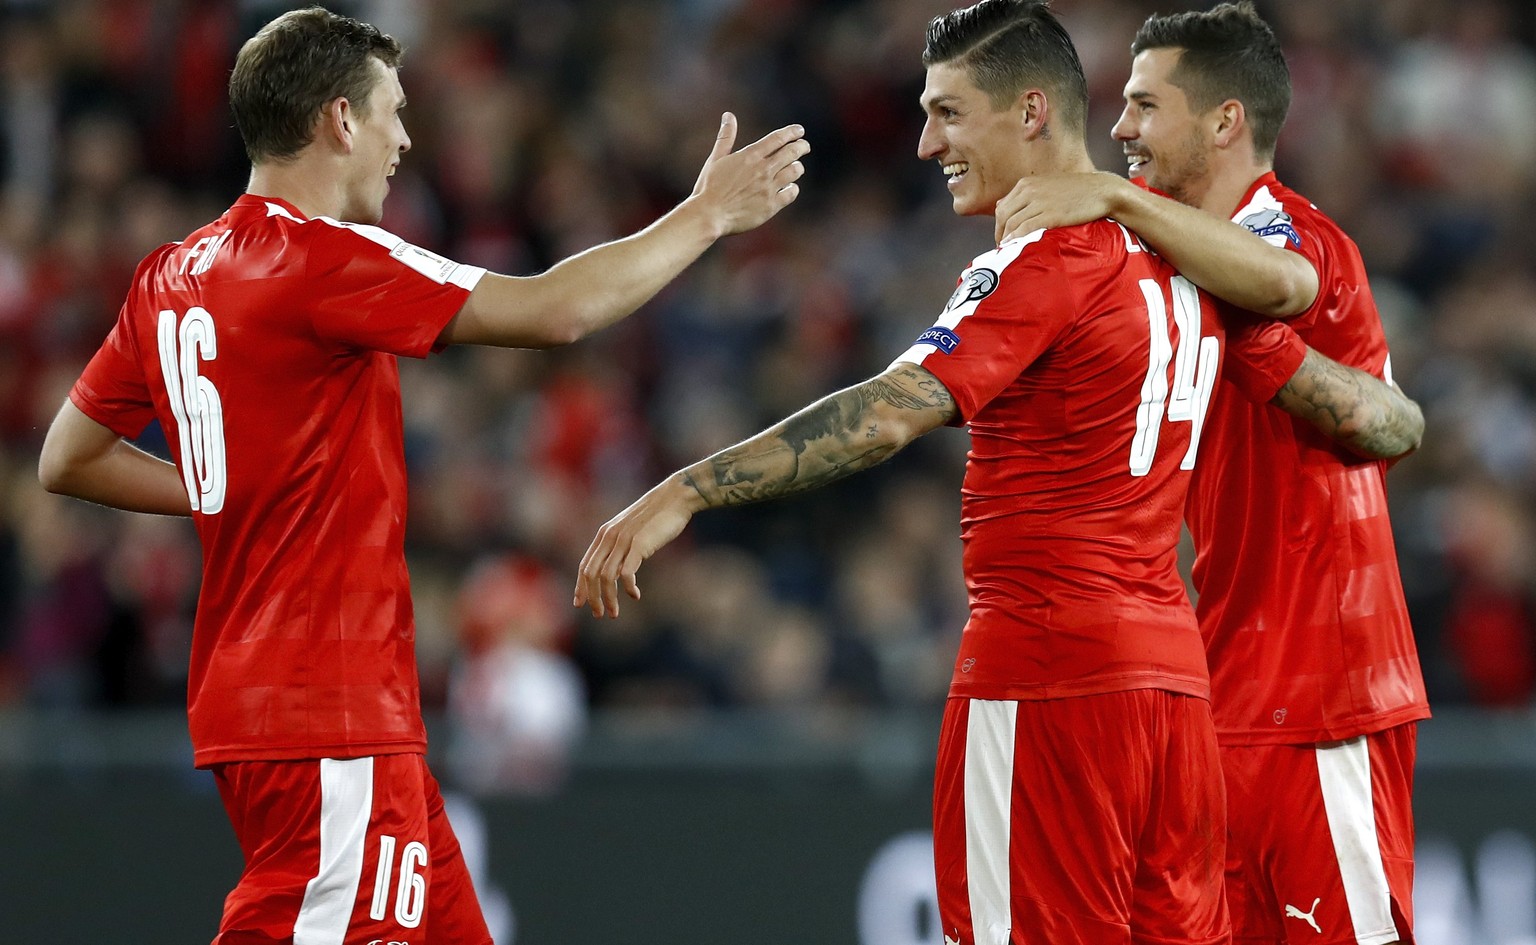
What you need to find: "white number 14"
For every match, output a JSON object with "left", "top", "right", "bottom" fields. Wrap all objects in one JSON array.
[{"left": 1128, "top": 275, "right": 1219, "bottom": 477}]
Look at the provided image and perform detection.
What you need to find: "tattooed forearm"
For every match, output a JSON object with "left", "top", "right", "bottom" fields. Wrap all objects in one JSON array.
[
  {"left": 1271, "top": 348, "right": 1424, "bottom": 459},
  {"left": 680, "top": 365, "right": 957, "bottom": 508}
]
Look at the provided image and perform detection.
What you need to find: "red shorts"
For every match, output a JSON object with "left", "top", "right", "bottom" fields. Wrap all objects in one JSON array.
[
  {"left": 1222, "top": 724, "right": 1417, "bottom": 945},
  {"left": 933, "top": 691, "right": 1229, "bottom": 945},
  {"left": 211, "top": 753, "right": 492, "bottom": 945}
]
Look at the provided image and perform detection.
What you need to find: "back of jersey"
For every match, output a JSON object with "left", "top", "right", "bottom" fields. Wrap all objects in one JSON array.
[
  {"left": 70, "top": 194, "right": 484, "bottom": 765},
  {"left": 895, "top": 220, "right": 1225, "bottom": 703}
]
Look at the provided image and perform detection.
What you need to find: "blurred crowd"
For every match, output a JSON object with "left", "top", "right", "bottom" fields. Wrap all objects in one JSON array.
[{"left": 1, "top": 0, "right": 1534, "bottom": 785}]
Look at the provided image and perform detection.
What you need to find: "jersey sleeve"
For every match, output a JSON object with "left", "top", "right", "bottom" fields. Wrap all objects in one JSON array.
[
  {"left": 70, "top": 305, "right": 157, "bottom": 439},
  {"left": 1221, "top": 308, "right": 1307, "bottom": 404},
  {"left": 304, "top": 221, "right": 487, "bottom": 358},
  {"left": 1233, "top": 193, "right": 1331, "bottom": 329},
  {"left": 890, "top": 233, "right": 1076, "bottom": 423}
]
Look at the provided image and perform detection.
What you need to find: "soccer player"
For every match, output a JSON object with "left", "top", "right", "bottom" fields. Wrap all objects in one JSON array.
[
  {"left": 36, "top": 7, "right": 807, "bottom": 944},
  {"left": 993, "top": 4, "right": 1428, "bottom": 943},
  {"left": 576, "top": 2, "right": 1245, "bottom": 941}
]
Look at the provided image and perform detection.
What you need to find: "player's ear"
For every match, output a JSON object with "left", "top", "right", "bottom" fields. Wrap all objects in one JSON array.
[
  {"left": 322, "top": 97, "right": 355, "bottom": 153},
  {"left": 1212, "top": 98, "right": 1245, "bottom": 150},
  {"left": 1019, "top": 88, "right": 1050, "bottom": 141}
]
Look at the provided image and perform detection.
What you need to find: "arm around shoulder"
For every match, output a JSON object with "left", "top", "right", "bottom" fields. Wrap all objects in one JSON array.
[{"left": 1105, "top": 182, "right": 1319, "bottom": 318}]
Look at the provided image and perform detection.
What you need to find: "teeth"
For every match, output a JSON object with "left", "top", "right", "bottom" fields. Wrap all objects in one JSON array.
[{"left": 943, "top": 162, "right": 969, "bottom": 177}]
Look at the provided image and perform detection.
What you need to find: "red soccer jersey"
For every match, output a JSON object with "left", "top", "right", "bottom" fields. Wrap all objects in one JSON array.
[
  {"left": 1188, "top": 172, "right": 1430, "bottom": 745},
  {"left": 70, "top": 195, "right": 486, "bottom": 766},
  {"left": 896, "top": 221, "right": 1224, "bottom": 702}
]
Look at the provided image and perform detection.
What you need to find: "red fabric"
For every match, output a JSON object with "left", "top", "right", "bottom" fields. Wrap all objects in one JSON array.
[
  {"left": 212, "top": 754, "right": 491, "bottom": 945},
  {"left": 896, "top": 220, "right": 1224, "bottom": 701},
  {"left": 1222, "top": 311, "right": 1308, "bottom": 404},
  {"left": 932, "top": 692, "right": 1228, "bottom": 945},
  {"left": 1186, "top": 173, "right": 1429, "bottom": 745},
  {"left": 69, "top": 195, "right": 484, "bottom": 765},
  {"left": 1221, "top": 725, "right": 1417, "bottom": 944}
]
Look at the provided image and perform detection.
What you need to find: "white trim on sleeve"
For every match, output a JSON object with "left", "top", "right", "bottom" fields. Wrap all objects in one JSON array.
[{"left": 891, "top": 230, "right": 1047, "bottom": 369}]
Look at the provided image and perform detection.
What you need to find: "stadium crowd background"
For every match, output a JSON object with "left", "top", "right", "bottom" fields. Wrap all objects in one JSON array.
[{"left": 1, "top": 0, "right": 1534, "bottom": 787}]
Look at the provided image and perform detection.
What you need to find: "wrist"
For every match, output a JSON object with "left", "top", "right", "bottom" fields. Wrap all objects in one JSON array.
[
  {"left": 1103, "top": 175, "right": 1139, "bottom": 220},
  {"left": 674, "top": 194, "right": 727, "bottom": 244},
  {"left": 669, "top": 468, "right": 714, "bottom": 513}
]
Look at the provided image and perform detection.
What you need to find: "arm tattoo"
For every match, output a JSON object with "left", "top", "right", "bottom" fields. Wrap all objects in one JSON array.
[
  {"left": 1272, "top": 348, "right": 1424, "bottom": 459},
  {"left": 681, "top": 366, "right": 956, "bottom": 507}
]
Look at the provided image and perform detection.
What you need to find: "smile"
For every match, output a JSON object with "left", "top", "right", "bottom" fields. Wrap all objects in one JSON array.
[{"left": 943, "top": 161, "right": 970, "bottom": 183}]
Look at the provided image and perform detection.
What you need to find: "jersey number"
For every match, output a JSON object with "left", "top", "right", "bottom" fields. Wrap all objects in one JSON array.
[
  {"left": 370, "top": 835, "right": 427, "bottom": 929},
  {"left": 1128, "top": 275, "right": 1219, "bottom": 477},
  {"left": 157, "top": 307, "right": 227, "bottom": 513}
]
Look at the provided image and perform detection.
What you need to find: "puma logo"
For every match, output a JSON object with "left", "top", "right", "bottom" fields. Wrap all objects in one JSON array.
[
  {"left": 1285, "top": 897, "right": 1322, "bottom": 934},
  {"left": 944, "top": 931, "right": 961, "bottom": 945}
]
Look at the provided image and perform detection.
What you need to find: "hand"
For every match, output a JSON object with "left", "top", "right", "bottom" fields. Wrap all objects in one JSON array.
[
  {"left": 574, "top": 478, "right": 698, "bottom": 618},
  {"left": 993, "top": 171, "right": 1126, "bottom": 244},
  {"left": 689, "top": 112, "right": 809, "bottom": 237}
]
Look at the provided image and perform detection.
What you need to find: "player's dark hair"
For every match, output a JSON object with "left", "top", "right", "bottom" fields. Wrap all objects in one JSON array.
[
  {"left": 228, "top": 6, "right": 403, "bottom": 164},
  {"left": 922, "top": 0, "right": 1088, "bottom": 136},
  {"left": 1131, "top": 1, "right": 1291, "bottom": 161}
]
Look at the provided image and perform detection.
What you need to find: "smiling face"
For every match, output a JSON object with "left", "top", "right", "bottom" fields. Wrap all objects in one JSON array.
[
  {"left": 917, "top": 62, "right": 1029, "bottom": 218},
  {"left": 341, "top": 57, "right": 410, "bottom": 224},
  {"left": 1111, "top": 48, "right": 1214, "bottom": 208}
]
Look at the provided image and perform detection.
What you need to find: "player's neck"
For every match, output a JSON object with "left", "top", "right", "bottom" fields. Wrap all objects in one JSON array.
[
  {"left": 1036, "top": 140, "right": 1097, "bottom": 176},
  {"left": 1193, "top": 156, "right": 1274, "bottom": 218},
  {"left": 246, "top": 160, "right": 347, "bottom": 221}
]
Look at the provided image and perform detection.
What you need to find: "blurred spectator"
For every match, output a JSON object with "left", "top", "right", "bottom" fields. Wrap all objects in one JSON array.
[
  {"left": 448, "top": 554, "right": 587, "bottom": 795},
  {"left": 2, "top": 0, "right": 1535, "bottom": 737}
]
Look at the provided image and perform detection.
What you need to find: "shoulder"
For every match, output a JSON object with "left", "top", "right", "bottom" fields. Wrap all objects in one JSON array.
[
  {"left": 986, "top": 220, "right": 1128, "bottom": 270},
  {"left": 1231, "top": 178, "right": 1345, "bottom": 251}
]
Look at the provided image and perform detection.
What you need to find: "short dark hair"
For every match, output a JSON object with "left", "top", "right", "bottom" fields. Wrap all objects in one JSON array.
[
  {"left": 1131, "top": 1, "right": 1291, "bottom": 161},
  {"left": 228, "top": 6, "right": 403, "bottom": 165},
  {"left": 922, "top": 0, "right": 1088, "bottom": 136}
]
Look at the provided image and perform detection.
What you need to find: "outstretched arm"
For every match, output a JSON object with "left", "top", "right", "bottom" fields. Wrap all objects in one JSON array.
[
  {"left": 440, "top": 113, "right": 810, "bottom": 348},
  {"left": 1273, "top": 347, "right": 1423, "bottom": 459},
  {"left": 39, "top": 400, "right": 191, "bottom": 515},
  {"left": 993, "top": 172, "right": 1318, "bottom": 318},
  {"left": 574, "top": 363, "right": 958, "bottom": 618}
]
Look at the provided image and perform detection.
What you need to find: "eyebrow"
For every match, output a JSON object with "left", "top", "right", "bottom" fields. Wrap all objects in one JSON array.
[
  {"left": 1125, "top": 89, "right": 1156, "bottom": 103},
  {"left": 921, "top": 93, "right": 961, "bottom": 110}
]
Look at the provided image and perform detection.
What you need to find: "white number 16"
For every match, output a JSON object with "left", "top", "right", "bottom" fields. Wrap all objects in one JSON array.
[{"left": 157, "top": 306, "right": 227, "bottom": 513}]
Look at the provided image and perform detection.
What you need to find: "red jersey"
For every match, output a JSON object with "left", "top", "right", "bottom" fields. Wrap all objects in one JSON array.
[
  {"left": 1188, "top": 172, "right": 1430, "bottom": 745},
  {"left": 895, "top": 221, "right": 1224, "bottom": 702},
  {"left": 69, "top": 195, "right": 485, "bottom": 766}
]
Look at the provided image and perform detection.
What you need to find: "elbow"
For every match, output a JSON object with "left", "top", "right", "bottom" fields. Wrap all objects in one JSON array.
[
  {"left": 539, "top": 316, "right": 590, "bottom": 349},
  {"left": 525, "top": 299, "right": 602, "bottom": 349},
  {"left": 1250, "top": 274, "right": 1311, "bottom": 319},
  {"left": 37, "top": 444, "right": 75, "bottom": 496}
]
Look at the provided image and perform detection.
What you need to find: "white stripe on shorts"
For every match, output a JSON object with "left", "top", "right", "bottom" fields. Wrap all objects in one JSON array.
[
  {"left": 1316, "top": 737, "right": 1400, "bottom": 945},
  {"left": 965, "top": 699, "right": 1017, "bottom": 945},
  {"left": 293, "top": 757, "right": 375, "bottom": 945}
]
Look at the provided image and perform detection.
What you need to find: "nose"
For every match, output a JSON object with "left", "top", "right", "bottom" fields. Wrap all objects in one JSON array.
[
  {"left": 399, "top": 130, "right": 412, "bottom": 154},
  {"left": 917, "top": 115, "right": 944, "bottom": 162},
  {"left": 1111, "top": 105, "right": 1135, "bottom": 143}
]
